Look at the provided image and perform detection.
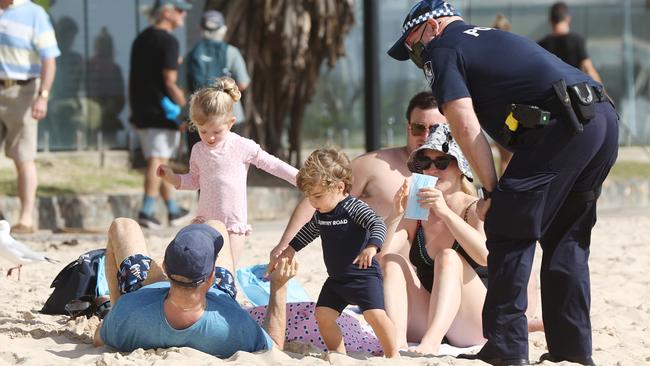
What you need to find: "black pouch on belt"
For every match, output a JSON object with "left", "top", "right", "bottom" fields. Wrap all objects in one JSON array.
[
  {"left": 551, "top": 79, "right": 583, "bottom": 134},
  {"left": 567, "top": 81, "right": 596, "bottom": 122}
]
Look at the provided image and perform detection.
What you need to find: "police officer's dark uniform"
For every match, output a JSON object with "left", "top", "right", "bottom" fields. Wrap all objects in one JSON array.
[{"left": 388, "top": 1, "right": 618, "bottom": 366}]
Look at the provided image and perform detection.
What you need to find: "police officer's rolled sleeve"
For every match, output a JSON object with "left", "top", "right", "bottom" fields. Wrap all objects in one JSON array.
[{"left": 430, "top": 48, "right": 471, "bottom": 110}]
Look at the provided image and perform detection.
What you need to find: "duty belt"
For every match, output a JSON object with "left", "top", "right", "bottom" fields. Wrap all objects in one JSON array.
[
  {"left": 542, "top": 84, "right": 609, "bottom": 119},
  {"left": 0, "top": 78, "right": 35, "bottom": 88}
]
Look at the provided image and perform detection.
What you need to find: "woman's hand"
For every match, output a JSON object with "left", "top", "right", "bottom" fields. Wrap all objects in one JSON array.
[
  {"left": 392, "top": 179, "right": 409, "bottom": 216},
  {"left": 416, "top": 186, "right": 451, "bottom": 217}
]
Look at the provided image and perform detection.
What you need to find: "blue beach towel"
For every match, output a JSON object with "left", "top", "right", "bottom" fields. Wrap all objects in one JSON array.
[{"left": 237, "top": 264, "right": 310, "bottom": 306}]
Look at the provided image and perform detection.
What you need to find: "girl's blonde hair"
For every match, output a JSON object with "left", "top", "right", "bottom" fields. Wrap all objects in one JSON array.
[
  {"left": 297, "top": 148, "right": 352, "bottom": 195},
  {"left": 188, "top": 76, "right": 241, "bottom": 130}
]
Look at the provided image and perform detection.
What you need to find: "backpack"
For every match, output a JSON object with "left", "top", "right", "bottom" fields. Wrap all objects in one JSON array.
[
  {"left": 186, "top": 39, "right": 228, "bottom": 93},
  {"left": 41, "top": 249, "right": 108, "bottom": 316}
]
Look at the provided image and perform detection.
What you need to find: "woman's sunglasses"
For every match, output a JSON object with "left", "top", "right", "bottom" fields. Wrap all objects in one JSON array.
[
  {"left": 409, "top": 123, "right": 433, "bottom": 137},
  {"left": 416, "top": 155, "right": 454, "bottom": 170}
]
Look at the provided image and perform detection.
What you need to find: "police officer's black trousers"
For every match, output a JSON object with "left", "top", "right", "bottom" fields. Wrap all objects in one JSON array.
[{"left": 480, "top": 102, "right": 619, "bottom": 360}]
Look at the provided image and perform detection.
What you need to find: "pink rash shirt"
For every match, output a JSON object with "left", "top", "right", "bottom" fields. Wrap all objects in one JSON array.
[{"left": 178, "top": 132, "right": 298, "bottom": 235}]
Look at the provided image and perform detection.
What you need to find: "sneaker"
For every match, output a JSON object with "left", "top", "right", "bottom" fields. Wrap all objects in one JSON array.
[
  {"left": 168, "top": 207, "right": 191, "bottom": 227},
  {"left": 138, "top": 212, "right": 162, "bottom": 229}
]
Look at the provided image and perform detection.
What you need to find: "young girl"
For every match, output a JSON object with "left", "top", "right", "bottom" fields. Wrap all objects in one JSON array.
[
  {"left": 269, "top": 148, "right": 399, "bottom": 358},
  {"left": 157, "top": 77, "right": 298, "bottom": 267}
]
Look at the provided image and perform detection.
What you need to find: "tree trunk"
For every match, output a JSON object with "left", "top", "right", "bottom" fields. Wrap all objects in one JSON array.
[{"left": 206, "top": 0, "right": 355, "bottom": 165}]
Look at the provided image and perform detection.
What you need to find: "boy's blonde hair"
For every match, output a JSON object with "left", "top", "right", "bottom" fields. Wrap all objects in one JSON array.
[
  {"left": 188, "top": 76, "right": 241, "bottom": 130},
  {"left": 297, "top": 148, "right": 352, "bottom": 195}
]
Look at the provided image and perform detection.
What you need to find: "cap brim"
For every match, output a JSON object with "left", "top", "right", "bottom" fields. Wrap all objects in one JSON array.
[
  {"left": 177, "top": 2, "right": 192, "bottom": 10},
  {"left": 387, "top": 32, "right": 410, "bottom": 61}
]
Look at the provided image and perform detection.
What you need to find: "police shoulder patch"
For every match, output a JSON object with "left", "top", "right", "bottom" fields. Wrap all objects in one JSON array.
[{"left": 423, "top": 61, "right": 435, "bottom": 87}]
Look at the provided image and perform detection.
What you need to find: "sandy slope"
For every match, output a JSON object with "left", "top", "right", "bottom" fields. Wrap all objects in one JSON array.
[{"left": 1, "top": 207, "right": 648, "bottom": 365}]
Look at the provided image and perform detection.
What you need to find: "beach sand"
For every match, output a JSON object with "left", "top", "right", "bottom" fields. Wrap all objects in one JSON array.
[{"left": 1, "top": 206, "right": 648, "bottom": 365}]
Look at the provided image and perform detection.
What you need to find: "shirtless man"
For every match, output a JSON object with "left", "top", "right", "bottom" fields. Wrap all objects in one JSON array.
[{"left": 270, "top": 92, "right": 443, "bottom": 260}]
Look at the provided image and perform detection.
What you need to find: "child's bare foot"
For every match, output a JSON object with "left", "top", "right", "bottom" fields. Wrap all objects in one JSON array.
[
  {"left": 325, "top": 351, "right": 349, "bottom": 364},
  {"left": 408, "top": 343, "right": 438, "bottom": 356},
  {"left": 384, "top": 350, "right": 401, "bottom": 358}
]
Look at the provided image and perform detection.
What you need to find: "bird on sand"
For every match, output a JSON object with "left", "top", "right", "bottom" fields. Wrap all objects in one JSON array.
[{"left": 0, "top": 220, "right": 58, "bottom": 280}]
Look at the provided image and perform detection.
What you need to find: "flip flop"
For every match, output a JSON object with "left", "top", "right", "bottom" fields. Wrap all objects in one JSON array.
[{"left": 64, "top": 296, "right": 93, "bottom": 319}]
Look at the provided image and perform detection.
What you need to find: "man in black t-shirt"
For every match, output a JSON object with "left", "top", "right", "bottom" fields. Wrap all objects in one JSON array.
[
  {"left": 129, "top": 0, "right": 191, "bottom": 229},
  {"left": 538, "top": 2, "right": 602, "bottom": 83},
  {"left": 388, "top": 1, "right": 617, "bottom": 365}
]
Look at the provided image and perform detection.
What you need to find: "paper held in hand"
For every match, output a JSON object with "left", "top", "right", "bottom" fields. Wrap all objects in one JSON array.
[{"left": 404, "top": 173, "right": 438, "bottom": 221}]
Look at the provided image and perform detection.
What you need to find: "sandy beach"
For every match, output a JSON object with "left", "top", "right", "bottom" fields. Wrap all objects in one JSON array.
[{"left": 1, "top": 205, "right": 649, "bottom": 366}]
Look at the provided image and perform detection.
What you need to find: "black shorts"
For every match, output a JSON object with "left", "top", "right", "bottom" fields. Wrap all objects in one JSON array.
[{"left": 316, "top": 275, "right": 385, "bottom": 313}]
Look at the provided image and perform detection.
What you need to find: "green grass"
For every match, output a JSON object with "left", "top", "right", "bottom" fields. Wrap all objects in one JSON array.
[
  {"left": 0, "top": 157, "right": 143, "bottom": 197},
  {"left": 609, "top": 160, "right": 650, "bottom": 180},
  {"left": 0, "top": 155, "right": 647, "bottom": 197}
]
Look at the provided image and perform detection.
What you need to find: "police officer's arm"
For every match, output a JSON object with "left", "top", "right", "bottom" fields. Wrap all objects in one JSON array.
[
  {"left": 442, "top": 97, "right": 498, "bottom": 194},
  {"left": 162, "top": 68, "right": 186, "bottom": 107}
]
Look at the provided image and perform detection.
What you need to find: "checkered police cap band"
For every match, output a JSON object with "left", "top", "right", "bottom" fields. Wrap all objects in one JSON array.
[{"left": 402, "top": 1, "right": 459, "bottom": 33}]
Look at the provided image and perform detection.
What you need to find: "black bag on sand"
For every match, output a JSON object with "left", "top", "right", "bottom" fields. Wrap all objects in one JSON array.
[{"left": 41, "top": 249, "right": 108, "bottom": 317}]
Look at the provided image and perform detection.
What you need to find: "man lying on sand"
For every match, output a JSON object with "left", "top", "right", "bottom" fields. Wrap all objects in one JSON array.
[{"left": 93, "top": 218, "right": 297, "bottom": 357}]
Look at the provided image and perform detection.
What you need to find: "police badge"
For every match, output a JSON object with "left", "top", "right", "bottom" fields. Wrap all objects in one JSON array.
[{"left": 423, "top": 61, "right": 435, "bottom": 87}]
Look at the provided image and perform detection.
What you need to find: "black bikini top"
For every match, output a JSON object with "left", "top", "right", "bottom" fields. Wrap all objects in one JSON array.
[{"left": 409, "top": 199, "right": 483, "bottom": 270}]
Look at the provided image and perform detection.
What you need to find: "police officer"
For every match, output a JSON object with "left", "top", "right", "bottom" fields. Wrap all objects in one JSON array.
[{"left": 388, "top": 1, "right": 618, "bottom": 366}]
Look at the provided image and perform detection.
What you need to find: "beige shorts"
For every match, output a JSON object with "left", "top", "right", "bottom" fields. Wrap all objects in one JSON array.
[
  {"left": 136, "top": 128, "right": 180, "bottom": 159},
  {"left": 0, "top": 79, "right": 39, "bottom": 161}
]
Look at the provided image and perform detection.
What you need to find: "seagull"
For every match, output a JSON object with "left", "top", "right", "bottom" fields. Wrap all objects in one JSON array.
[{"left": 0, "top": 220, "right": 58, "bottom": 280}]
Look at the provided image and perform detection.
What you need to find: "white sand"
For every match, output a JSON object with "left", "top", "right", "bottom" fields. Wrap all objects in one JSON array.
[{"left": 1, "top": 207, "right": 649, "bottom": 365}]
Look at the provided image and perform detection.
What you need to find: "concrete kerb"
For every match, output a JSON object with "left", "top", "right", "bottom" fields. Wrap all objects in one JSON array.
[
  {"left": 0, "top": 176, "right": 646, "bottom": 231},
  {"left": 0, "top": 188, "right": 303, "bottom": 231}
]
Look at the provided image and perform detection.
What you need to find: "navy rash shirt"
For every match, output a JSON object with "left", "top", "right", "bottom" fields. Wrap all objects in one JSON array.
[
  {"left": 422, "top": 20, "right": 596, "bottom": 148},
  {"left": 289, "top": 195, "right": 386, "bottom": 279}
]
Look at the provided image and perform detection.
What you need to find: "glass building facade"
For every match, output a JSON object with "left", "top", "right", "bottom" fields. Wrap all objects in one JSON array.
[{"left": 37, "top": 0, "right": 650, "bottom": 151}]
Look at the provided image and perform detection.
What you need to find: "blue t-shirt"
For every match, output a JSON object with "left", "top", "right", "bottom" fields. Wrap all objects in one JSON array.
[
  {"left": 422, "top": 20, "right": 596, "bottom": 147},
  {"left": 100, "top": 282, "right": 273, "bottom": 357}
]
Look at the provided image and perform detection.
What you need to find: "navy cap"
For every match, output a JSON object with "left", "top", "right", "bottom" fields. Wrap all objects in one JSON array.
[
  {"left": 202, "top": 10, "right": 225, "bottom": 30},
  {"left": 153, "top": 0, "right": 192, "bottom": 12},
  {"left": 164, "top": 224, "right": 224, "bottom": 287},
  {"left": 387, "top": 0, "right": 460, "bottom": 61}
]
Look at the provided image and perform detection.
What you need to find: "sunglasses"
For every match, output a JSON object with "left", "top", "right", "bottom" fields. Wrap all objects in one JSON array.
[
  {"left": 409, "top": 123, "right": 433, "bottom": 137},
  {"left": 416, "top": 155, "right": 454, "bottom": 171}
]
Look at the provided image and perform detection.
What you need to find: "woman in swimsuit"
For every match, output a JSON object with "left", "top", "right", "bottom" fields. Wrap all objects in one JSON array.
[{"left": 381, "top": 123, "right": 539, "bottom": 355}]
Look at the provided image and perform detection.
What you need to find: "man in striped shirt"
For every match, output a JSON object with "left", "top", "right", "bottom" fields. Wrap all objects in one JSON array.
[{"left": 0, "top": 0, "right": 59, "bottom": 233}]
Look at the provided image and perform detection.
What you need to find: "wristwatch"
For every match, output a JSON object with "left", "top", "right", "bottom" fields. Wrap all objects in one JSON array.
[
  {"left": 480, "top": 187, "right": 492, "bottom": 199},
  {"left": 38, "top": 89, "right": 49, "bottom": 99}
]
